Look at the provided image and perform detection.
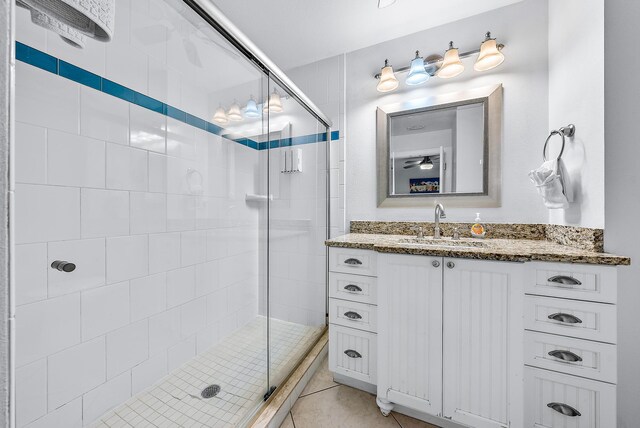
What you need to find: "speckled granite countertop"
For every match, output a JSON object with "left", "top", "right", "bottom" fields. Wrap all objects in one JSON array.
[{"left": 326, "top": 233, "right": 630, "bottom": 266}]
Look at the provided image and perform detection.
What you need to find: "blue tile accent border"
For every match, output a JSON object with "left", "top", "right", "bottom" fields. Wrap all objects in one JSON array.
[{"left": 15, "top": 41, "right": 339, "bottom": 150}]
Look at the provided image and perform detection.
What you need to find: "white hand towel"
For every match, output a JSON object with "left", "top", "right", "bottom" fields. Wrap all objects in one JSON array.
[
  {"left": 18, "top": 0, "right": 115, "bottom": 42},
  {"left": 528, "top": 160, "right": 568, "bottom": 209}
]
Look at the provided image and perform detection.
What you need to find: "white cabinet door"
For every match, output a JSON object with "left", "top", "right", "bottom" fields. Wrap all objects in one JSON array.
[
  {"left": 377, "top": 253, "right": 443, "bottom": 416},
  {"left": 442, "top": 258, "right": 525, "bottom": 428}
]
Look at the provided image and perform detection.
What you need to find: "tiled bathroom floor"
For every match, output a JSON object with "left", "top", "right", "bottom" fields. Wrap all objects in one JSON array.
[
  {"left": 92, "top": 317, "right": 321, "bottom": 428},
  {"left": 281, "top": 357, "right": 439, "bottom": 428}
]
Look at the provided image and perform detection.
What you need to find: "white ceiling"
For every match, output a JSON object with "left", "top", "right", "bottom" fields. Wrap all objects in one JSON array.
[{"left": 213, "top": 0, "right": 523, "bottom": 70}]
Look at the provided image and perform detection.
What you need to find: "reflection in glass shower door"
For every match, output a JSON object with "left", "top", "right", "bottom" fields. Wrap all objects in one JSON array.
[{"left": 266, "top": 78, "right": 328, "bottom": 397}]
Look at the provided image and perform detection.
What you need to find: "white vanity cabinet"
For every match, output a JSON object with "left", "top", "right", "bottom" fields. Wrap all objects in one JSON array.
[
  {"left": 328, "top": 248, "right": 379, "bottom": 385},
  {"left": 523, "top": 262, "right": 618, "bottom": 428},
  {"left": 328, "top": 247, "right": 620, "bottom": 428},
  {"left": 377, "top": 254, "right": 524, "bottom": 427}
]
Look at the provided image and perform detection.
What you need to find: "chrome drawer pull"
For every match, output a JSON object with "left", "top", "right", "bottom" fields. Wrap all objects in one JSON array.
[
  {"left": 548, "top": 312, "right": 582, "bottom": 324},
  {"left": 548, "top": 349, "right": 583, "bottom": 362},
  {"left": 343, "top": 258, "right": 363, "bottom": 265},
  {"left": 344, "top": 349, "right": 362, "bottom": 358},
  {"left": 344, "top": 284, "right": 363, "bottom": 292},
  {"left": 547, "top": 402, "right": 581, "bottom": 417},
  {"left": 344, "top": 311, "right": 362, "bottom": 320},
  {"left": 548, "top": 275, "right": 582, "bottom": 286}
]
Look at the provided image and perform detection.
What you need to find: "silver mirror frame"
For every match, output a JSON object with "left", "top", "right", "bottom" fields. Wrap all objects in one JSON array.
[{"left": 376, "top": 84, "right": 503, "bottom": 208}]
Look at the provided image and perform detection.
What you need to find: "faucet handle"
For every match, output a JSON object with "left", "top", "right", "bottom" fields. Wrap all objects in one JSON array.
[
  {"left": 412, "top": 225, "right": 424, "bottom": 238},
  {"left": 452, "top": 228, "right": 460, "bottom": 240}
]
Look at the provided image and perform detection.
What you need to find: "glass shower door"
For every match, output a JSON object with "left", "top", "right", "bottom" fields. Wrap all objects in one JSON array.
[{"left": 265, "top": 78, "right": 329, "bottom": 393}]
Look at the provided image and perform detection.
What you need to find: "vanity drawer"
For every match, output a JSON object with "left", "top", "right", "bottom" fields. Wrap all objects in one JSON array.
[
  {"left": 526, "top": 262, "right": 617, "bottom": 304},
  {"left": 329, "top": 325, "right": 377, "bottom": 384},
  {"left": 524, "top": 295, "right": 616, "bottom": 344},
  {"left": 524, "top": 331, "right": 616, "bottom": 384},
  {"left": 524, "top": 367, "right": 616, "bottom": 428},
  {"left": 329, "top": 298, "right": 377, "bottom": 333},
  {"left": 329, "top": 248, "right": 377, "bottom": 276},
  {"left": 329, "top": 272, "right": 377, "bottom": 305}
]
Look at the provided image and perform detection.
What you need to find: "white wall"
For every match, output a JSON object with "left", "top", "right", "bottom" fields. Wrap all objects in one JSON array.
[
  {"left": 345, "top": 0, "right": 550, "bottom": 224},
  {"left": 13, "top": 1, "right": 262, "bottom": 426},
  {"left": 548, "top": 0, "right": 604, "bottom": 228},
  {"left": 603, "top": 1, "right": 640, "bottom": 427}
]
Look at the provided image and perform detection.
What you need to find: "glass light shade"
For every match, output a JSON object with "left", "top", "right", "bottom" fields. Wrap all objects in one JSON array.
[
  {"left": 405, "top": 53, "right": 429, "bottom": 86},
  {"left": 227, "top": 101, "right": 243, "bottom": 121},
  {"left": 213, "top": 106, "right": 228, "bottom": 124},
  {"left": 474, "top": 38, "right": 504, "bottom": 71},
  {"left": 437, "top": 45, "right": 464, "bottom": 79},
  {"left": 244, "top": 96, "right": 260, "bottom": 118},
  {"left": 264, "top": 90, "right": 283, "bottom": 113},
  {"left": 376, "top": 61, "right": 399, "bottom": 92},
  {"left": 420, "top": 157, "right": 434, "bottom": 170}
]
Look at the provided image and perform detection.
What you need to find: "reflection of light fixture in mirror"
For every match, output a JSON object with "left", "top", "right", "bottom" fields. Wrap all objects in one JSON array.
[
  {"left": 213, "top": 105, "right": 228, "bottom": 124},
  {"left": 227, "top": 100, "right": 243, "bottom": 121},
  {"left": 376, "top": 59, "right": 399, "bottom": 92},
  {"left": 420, "top": 156, "right": 434, "bottom": 170},
  {"left": 264, "top": 89, "right": 283, "bottom": 113},
  {"left": 406, "top": 51, "right": 429, "bottom": 85},
  {"left": 437, "top": 41, "right": 464, "bottom": 79},
  {"left": 474, "top": 32, "right": 505, "bottom": 71},
  {"left": 244, "top": 95, "right": 260, "bottom": 118},
  {"left": 378, "top": 0, "right": 397, "bottom": 8}
]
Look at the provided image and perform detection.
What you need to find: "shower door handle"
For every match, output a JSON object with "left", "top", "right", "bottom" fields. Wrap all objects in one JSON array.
[{"left": 51, "top": 260, "right": 76, "bottom": 272}]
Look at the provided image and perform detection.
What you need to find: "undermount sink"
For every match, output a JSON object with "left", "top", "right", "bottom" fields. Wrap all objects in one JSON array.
[{"left": 398, "top": 238, "right": 488, "bottom": 250}]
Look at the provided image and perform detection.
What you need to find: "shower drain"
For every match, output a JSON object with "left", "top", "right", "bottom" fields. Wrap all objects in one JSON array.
[{"left": 201, "top": 384, "right": 221, "bottom": 399}]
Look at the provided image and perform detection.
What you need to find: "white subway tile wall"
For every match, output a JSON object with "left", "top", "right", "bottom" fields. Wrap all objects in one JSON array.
[{"left": 14, "top": 2, "right": 261, "bottom": 426}]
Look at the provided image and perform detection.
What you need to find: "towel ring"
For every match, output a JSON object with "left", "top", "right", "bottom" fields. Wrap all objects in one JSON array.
[{"left": 543, "top": 124, "right": 575, "bottom": 161}]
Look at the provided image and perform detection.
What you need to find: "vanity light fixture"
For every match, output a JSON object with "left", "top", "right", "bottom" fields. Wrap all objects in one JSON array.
[
  {"left": 405, "top": 51, "right": 430, "bottom": 86},
  {"left": 437, "top": 41, "right": 464, "bottom": 79},
  {"left": 373, "top": 32, "right": 505, "bottom": 91},
  {"left": 264, "top": 89, "right": 284, "bottom": 113},
  {"left": 376, "top": 59, "right": 400, "bottom": 92},
  {"left": 213, "top": 105, "right": 229, "bottom": 124},
  {"left": 227, "top": 100, "right": 243, "bottom": 121},
  {"left": 474, "top": 32, "right": 505, "bottom": 71},
  {"left": 244, "top": 95, "right": 261, "bottom": 118}
]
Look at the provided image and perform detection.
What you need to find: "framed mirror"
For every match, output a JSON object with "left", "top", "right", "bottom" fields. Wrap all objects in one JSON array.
[{"left": 376, "top": 84, "right": 502, "bottom": 207}]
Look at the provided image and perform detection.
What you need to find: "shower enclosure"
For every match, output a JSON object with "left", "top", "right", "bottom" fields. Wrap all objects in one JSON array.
[{"left": 12, "top": 0, "right": 330, "bottom": 426}]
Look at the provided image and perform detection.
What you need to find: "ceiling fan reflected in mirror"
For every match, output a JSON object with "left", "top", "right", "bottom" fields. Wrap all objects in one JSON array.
[{"left": 403, "top": 155, "right": 438, "bottom": 170}]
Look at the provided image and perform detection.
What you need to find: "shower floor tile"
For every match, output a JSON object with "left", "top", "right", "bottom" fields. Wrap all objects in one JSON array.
[{"left": 92, "top": 317, "right": 321, "bottom": 428}]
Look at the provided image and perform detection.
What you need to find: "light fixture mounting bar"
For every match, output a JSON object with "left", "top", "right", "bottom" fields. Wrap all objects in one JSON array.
[{"left": 373, "top": 44, "right": 505, "bottom": 79}]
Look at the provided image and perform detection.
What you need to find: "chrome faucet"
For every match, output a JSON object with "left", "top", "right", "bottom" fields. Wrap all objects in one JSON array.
[{"left": 434, "top": 203, "right": 446, "bottom": 239}]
